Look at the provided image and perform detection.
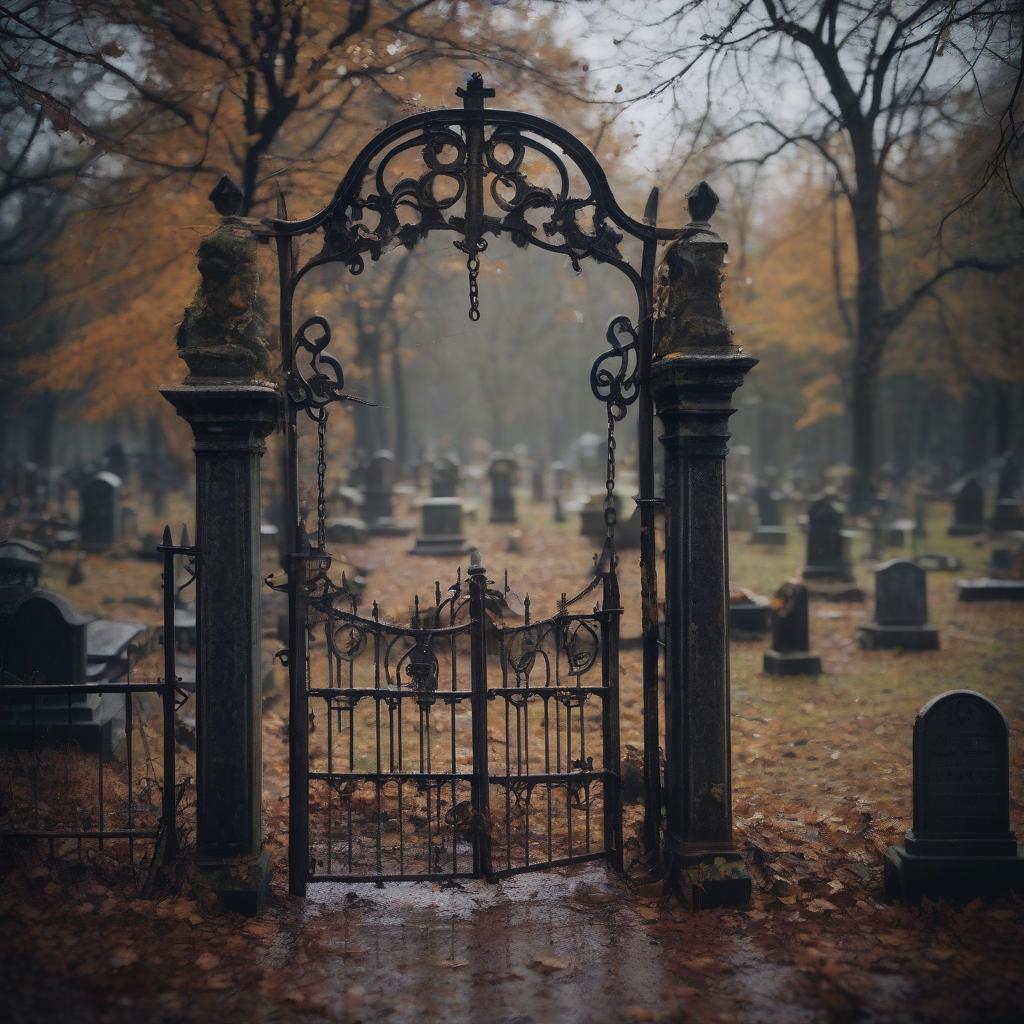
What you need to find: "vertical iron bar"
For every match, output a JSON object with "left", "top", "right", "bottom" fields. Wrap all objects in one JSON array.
[
  {"left": 161, "top": 531, "right": 178, "bottom": 864},
  {"left": 602, "top": 570, "right": 624, "bottom": 872},
  {"left": 639, "top": 187, "right": 663, "bottom": 865},
  {"left": 467, "top": 560, "right": 491, "bottom": 878}
]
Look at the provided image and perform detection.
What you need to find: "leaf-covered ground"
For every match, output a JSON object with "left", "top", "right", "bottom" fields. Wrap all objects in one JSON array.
[{"left": 2, "top": 494, "right": 1023, "bottom": 1023}]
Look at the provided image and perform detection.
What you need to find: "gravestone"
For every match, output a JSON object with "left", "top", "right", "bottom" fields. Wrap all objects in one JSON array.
[
  {"left": 410, "top": 498, "right": 474, "bottom": 556},
  {"left": 990, "top": 455, "right": 1024, "bottom": 532},
  {"left": 750, "top": 484, "right": 787, "bottom": 545},
  {"left": 803, "top": 498, "right": 853, "bottom": 582},
  {"left": 324, "top": 517, "right": 368, "bottom": 545},
  {"left": 488, "top": 455, "right": 518, "bottom": 524},
  {"left": 79, "top": 471, "right": 123, "bottom": 550},
  {"left": 958, "top": 543, "right": 1024, "bottom": 601},
  {"left": 884, "top": 690, "right": 1024, "bottom": 905},
  {"left": 580, "top": 492, "right": 621, "bottom": 540},
  {"left": 729, "top": 586, "right": 770, "bottom": 637},
  {"left": 947, "top": 479, "right": 985, "bottom": 536},
  {"left": 0, "top": 590, "right": 124, "bottom": 760},
  {"left": 762, "top": 581, "right": 821, "bottom": 676},
  {"left": 363, "top": 449, "right": 408, "bottom": 535},
  {"left": 431, "top": 454, "right": 460, "bottom": 498},
  {"left": 859, "top": 560, "right": 939, "bottom": 650},
  {"left": 0, "top": 537, "right": 43, "bottom": 605}
]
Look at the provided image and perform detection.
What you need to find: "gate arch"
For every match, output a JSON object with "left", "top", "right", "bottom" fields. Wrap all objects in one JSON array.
[{"left": 267, "top": 74, "right": 682, "bottom": 894}]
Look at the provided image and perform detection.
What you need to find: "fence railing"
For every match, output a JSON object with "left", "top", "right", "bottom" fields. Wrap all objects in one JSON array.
[{"left": 0, "top": 528, "right": 197, "bottom": 890}]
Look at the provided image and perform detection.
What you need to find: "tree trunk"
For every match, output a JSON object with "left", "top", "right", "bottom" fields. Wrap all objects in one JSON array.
[
  {"left": 993, "top": 380, "right": 1013, "bottom": 456},
  {"left": 848, "top": 181, "right": 885, "bottom": 514},
  {"left": 390, "top": 332, "right": 409, "bottom": 472}
]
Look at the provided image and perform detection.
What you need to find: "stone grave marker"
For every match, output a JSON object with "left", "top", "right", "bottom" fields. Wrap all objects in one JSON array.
[
  {"left": 990, "top": 455, "right": 1024, "bottom": 532},
  {"left": 884, "top": 690, "right": 1024, "bottom": 905},
  {"left": 431, "top": 454, "right": 460, "bottom": 498},
  {"left": 79, "top": 471, "right": 123, "bottom": 550},
  {"left": 803, "top": 498, "right": 853, "bottom": 583},
  {"left": 488, "top": 455, "right": 519, "bottom": 524},
  {"left": 750, "top": 484, "right": 787, "bottom": 545},
  {"left": 958, "top": 540, "right": 1024, "bottom": 601},
  {"left": 729, "top": 586, "right": 770, "bottom": 637},
  {"left": 762, "top": 581, "right": 821, "bottom": 676},
  {"left": 859, "top": 559, "right": 939, "bottom": 650},
  {"left": 410, "top": 498, "right": 474, "bottom": 556},
  {"left": 363, "top": 449, "right": 408, "bottom": 535},
  {"left": 947, "top": 479, "right": 985, "bottom": 536},
  {"left": 0, "top": 590, "right": 124, "bottom": 760},
  {"left": 727, "top": 493, "right": 754, "bottom": 533},
  {"left": 551, "top": 461, "right": 572, "bottom": 496}
]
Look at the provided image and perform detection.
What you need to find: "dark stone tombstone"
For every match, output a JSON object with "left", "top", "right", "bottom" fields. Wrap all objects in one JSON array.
[
  {"left": 362, "top": 449, "right": 408, "bottom": 535},
  {"left": 105, "top": 442, "right": 128, "bottom": 479},
  {"left": 431, "top": 454, "right": 460, "bottom": 498},
  {"left": 324, "top": 517, "right": 368, "bottom": 545},
  {"left": 990, "top": 456, "right": 1024, "bottom": 532},
  {"left": 79, "top": 471, "right": 123, "bottom": 550},
  {"left": 729, "top": 586, "right": 770, "bottom": 637},
  {"left": 0, "top": 538, "right": 43, "bottom": 609},
  {"left": 580, "top": 492, "right": 621, "bottom": 540},
  {"left": 859, "top": 559, "right": 939, "bottom": 650},
  {"left": 410, "top": 498, "right": 473, "bottom": 556},
  {"left": 762, "top": 581, "right": 821, "bottom": 675},
  {"left": 884, "top": 691, "right": 1024, "bottom": 905},
  {"left": 958, "top": 543, "right": 1024, "bottom": 601},
  {"left": 803, "top": 498, "right": 853, "bottom": 582},
  {"left": 0, "top": 590, "right": 124, "bottom": 760},
  {"left": 750, "top": 484, "right": 786, "bottom": 545},
  {"left": 488, "top": 455, "right": 518, "bottom": 524},
  {"left": 948, "top": 479, "right": 985, "bottom": 536}
]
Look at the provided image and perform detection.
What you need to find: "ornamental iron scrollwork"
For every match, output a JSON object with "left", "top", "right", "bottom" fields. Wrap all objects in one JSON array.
[
  {"left": 590, "top": 315, "right": 641, "bottom": 422},
  {"left": 287, "top": 315, "right": 373, "bottom": 420}
]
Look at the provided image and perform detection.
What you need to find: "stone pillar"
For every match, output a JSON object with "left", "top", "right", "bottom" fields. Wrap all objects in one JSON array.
[
  {"left": 161, "top": 179, "right": 277, "bottom": 914},
  {"left": 651, "top": 182, "right": 756, "bottom": 909}
]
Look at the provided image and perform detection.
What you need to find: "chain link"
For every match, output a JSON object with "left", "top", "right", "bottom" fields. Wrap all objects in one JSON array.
[
  {"left": 467, "top": 254, "right": 481, "bottom": 321},
  {"left": 604, "top": 405, "right": 617, "bottom": 544},
  {"left": 316, "top": 410, "right": 328, "bottom": 551}
]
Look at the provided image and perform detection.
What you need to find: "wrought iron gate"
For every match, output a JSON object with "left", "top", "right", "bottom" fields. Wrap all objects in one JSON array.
[
  {"left": 277, "top": 556, "right": 621, "bottom": 884},
  {"left": 266, "top": 73, "right": 685, "bottom": 894}
]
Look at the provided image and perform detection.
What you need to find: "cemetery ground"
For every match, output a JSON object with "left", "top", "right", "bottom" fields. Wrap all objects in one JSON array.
[{"left": 1, "top": 500, "right": 1023, "bottom": 1024}]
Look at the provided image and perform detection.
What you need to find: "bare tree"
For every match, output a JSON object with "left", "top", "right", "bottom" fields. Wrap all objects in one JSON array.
[{"left": 612, "top": 0, "right": 1022, "bottom": 507}]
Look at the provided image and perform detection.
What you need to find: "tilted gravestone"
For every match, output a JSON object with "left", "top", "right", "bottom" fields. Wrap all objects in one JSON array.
[
  {"left": 803, "top": 498, "right": 853, "bottom": 582},
  {"left": 488, "top": 455, "right": 519, "bottom": 524},
  {"left": 990, "top": 455, "right": 1024, "bottom": 532},
  {"left": 762, "top": 581, "right": 821, "bottom": 676},
  {"left": 0, "top": 590, "right": 125, "bottom": 760},
  {"left": 410, "top": 498, "right": 474, "bottom": 557},
  {"left": 79, "top": 471, "right": 123, "bottom": 550},
  {"left": 947, "top": 478, "right": 985, "bottom": 536},
  {"left": 750, "top": 484, "right": 787, "bottom": 545},
  {"left": 431, "top": 454, "right": 460, "bottom": 498},
  {"left": 859, "top": 559, "right": 939, "bottom": 650},
  {"left": 884, "top": 690, "right": 1024, "bottom": 905}
]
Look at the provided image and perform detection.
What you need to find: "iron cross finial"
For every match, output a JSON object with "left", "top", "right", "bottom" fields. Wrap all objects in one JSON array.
[{"left": 457, "top": 72, "right": 495, "bottom": 110}]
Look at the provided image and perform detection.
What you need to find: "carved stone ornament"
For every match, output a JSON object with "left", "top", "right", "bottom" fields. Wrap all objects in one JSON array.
[
  {"left": 653, "top": 181, "right": 733, "bottom": 357},
  {"left": 176, "top": 218, "right": 272, "bottom": 382}
]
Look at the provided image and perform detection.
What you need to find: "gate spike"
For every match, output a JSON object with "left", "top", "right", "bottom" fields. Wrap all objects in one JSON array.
[
  {"left": 414, "top": 593, "right": 420, "bottom": 627},
  {"left": 372, "top": 600, "right": 379, "bottom": 622},
  {"left": 524, "top": 594, "right": 531, "bottom": 626},
  {"left": 180, "top": 524, "right": 190, "bottom": 547},
  {"left": 435, "top": 580, "right": 441, "bottom": 607},
  {"left": 161, "top": 525, "right": 172, "bottom": 546},
  {"left": 504, "top": 568, "right": 508, "bottom": 594}
]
